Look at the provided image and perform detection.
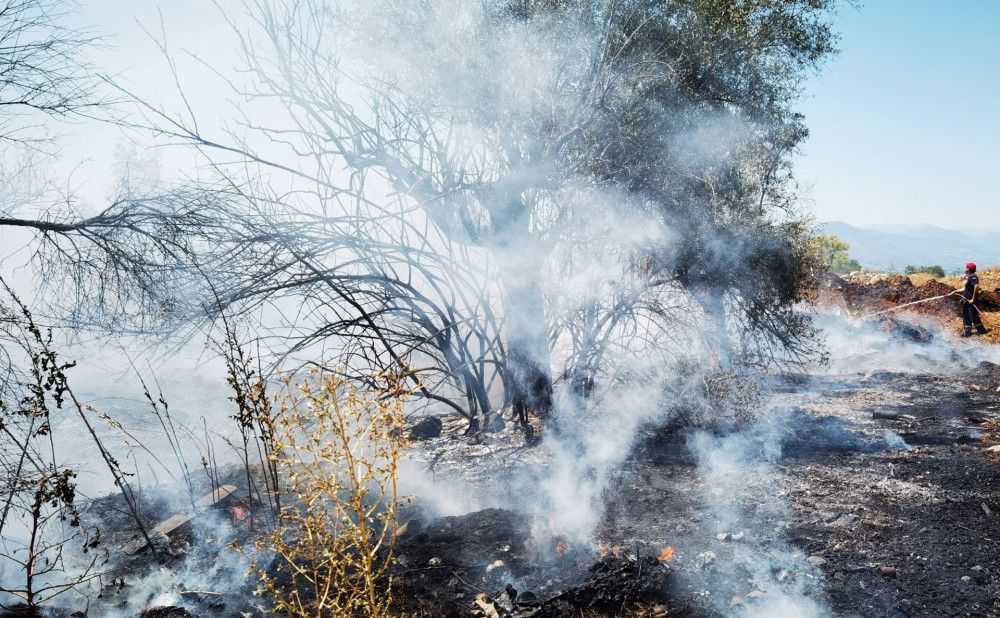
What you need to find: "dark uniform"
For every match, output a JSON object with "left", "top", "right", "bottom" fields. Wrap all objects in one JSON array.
[{"left": 961, "top": 272, "right": 987, "bottom": 336}]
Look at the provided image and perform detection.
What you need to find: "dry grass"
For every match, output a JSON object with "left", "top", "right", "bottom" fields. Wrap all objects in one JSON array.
[
  {"left": 905, "top": 272, "right": 938, "bottom": 287},
  {"left": 938, "top": 267, "right": 1000, "bottom": 292}
]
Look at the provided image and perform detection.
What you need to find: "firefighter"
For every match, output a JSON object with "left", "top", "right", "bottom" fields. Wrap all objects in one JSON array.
[{"left": 952, "top": 262, "right": 988, "bottom": 337}]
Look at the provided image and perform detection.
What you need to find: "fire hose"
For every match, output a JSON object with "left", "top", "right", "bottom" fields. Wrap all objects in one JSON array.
[{"left": 862, "top": 292, "right": 984, "bottom": 320}]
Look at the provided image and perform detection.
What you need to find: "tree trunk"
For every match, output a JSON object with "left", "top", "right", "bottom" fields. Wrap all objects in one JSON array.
[
  {"left": 489, "top": 198, "right": 554, "bottom": 427},
  {"left": 500, "top": 273, "right": 553, "bottom": 423}
]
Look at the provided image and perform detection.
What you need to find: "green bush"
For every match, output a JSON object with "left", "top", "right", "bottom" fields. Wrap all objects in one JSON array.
[{"left": 903, "top": 265, "right": 945, "bottom": 278}]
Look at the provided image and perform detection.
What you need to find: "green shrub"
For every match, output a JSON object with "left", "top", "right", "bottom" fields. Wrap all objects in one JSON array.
[{"left": 903, "top": 265, "right": 945, "bottom": 278}]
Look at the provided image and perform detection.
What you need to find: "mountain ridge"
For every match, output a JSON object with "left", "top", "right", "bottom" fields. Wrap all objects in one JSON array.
[{"left": 819, "top": 221, "right": 1000, "bottom": 272}]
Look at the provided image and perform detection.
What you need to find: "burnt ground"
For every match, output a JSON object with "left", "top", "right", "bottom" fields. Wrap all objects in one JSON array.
[
  {"left": 593, "top": 363, "right": 1000, "bottom": 617},
  {"left": 403, "top": 336, "right": 1000, "bottom": 616},
  {"left": 24, "top": 323, "right": 1000, "bottom": 617},
  {"left": 778, "top": 366, "right": 1000, "bottom": 617}
]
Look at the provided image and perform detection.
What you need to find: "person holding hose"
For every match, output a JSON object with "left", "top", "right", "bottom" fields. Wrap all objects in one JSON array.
[{"left": 952, "top": 262, "right": 988, "bottom": 337}]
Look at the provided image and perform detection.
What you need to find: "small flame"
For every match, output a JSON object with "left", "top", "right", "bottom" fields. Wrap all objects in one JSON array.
[
  {"left": 555, "top": 540, "right": 567, "bottom": 556},
  {"left": 658, "top": 546, "right": 675, "bottom": 562}
]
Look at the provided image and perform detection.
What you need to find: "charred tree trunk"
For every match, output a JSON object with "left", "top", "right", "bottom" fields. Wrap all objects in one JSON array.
[
  {"left": 500, "top": 272, "right": 553, "bottom": 425},
  {"left": 489, "top": 198, "right": 554, "bottom": 430}
]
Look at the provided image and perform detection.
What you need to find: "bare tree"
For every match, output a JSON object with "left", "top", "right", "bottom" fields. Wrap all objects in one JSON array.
[
  {"left": 0, "top": 0, "right": 833, "bottom": 436},
  {"left": 106, "top": 0, "right": 831, "bottom": 421},
  {"left": 0, "top": 0, "right": 101, "bottom": 143}
]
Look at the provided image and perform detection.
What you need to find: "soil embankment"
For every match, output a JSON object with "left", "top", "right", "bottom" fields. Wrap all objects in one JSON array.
[{"left": 819, "top": 269, "right": 1000, "bottom": 343}]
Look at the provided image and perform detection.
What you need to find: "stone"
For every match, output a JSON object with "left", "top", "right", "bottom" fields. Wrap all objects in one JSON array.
[{"left": 410, "top": 416, "right": 443, "bottom": 440}]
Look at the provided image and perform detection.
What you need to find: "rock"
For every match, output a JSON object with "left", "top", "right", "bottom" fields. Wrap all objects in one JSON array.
[
  {"left": 393, "top": 518, "right": 422, "bottom": 541},
  {"left": 872, "top": 410, "right": 900, "bottom": 420},
  {"left": 879, "top": 566, "right": 897, "bottom": 577},
  {"left": 828, "top": 513, "right": 861, "bottom": 528},
  {"left": 715, "top": 532, "right": 732, "bottom": 542},
  {"left": 971, "top": 565, "right": 984, "bottom": 571},
  {"left": 730, "top": 531, "right": 745, "bottom": 541},
  {"left": 982, "top": 502, "right": 993, "bottom": 517},
  {"left": 961, "top": 575, "right": 971, "bottom": 582},
  {"left": 428, "top": 556, "right": 442, "bottom": 566},
  {"left": 652, "top": 604, "right": 669, "bottom": 617},
  {"left": 807, "top": 555, "right": 827, "bottom": 566},
  {"left": 410, "top": 416, "right": 443, "bottom": 440},
  {"left": 516, "top": 590, "right": 538, "bottom": 604}
]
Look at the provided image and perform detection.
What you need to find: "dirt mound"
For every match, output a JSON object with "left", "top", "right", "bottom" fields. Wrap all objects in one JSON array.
[{"left": 840, "top": 273, "right": 1000, "bottom": 316}]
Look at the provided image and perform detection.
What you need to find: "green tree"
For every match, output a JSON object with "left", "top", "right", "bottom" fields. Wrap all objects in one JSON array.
[{"left": 814, "top": 235, "right": 862, "bottom": 275}]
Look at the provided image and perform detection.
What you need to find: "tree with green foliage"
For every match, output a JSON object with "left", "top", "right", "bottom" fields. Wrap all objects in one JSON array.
[{"left": 813, "top": 235, "right": 862, "bottom": 275}]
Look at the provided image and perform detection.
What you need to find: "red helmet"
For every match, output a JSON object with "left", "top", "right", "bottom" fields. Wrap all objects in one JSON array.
[{"left": 966, "top": 262, "right": 977, "bottom": 272}]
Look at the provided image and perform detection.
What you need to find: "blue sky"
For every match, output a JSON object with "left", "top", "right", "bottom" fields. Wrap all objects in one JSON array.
[
  {"left": 55, "top": 1, "right": 1000, "bottom": 230},
  {"left": 795, "top": 1, "right": 1000, "bottom": 228}
]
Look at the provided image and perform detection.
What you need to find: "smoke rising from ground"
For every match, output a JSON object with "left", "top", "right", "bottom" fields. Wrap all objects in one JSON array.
[{"left": 0, "top": 0, "right": 846, "bottom": 614}]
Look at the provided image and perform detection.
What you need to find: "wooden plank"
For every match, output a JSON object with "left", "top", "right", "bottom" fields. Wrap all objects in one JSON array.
[{"left": 123, "top": 485, "right": 237, "bottom": 555}]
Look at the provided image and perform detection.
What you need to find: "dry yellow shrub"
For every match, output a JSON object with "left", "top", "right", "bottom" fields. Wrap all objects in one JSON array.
[{"left": 252, "top": 371, "right": 407, "bottom": 618}]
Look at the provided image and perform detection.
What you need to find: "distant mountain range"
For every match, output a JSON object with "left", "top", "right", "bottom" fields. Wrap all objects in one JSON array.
[{"left": 819, "top": 221, "right": 1000, "bottom": 273}]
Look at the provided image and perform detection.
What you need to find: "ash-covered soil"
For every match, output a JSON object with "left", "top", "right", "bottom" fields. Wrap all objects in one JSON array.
[
  {"left": 409, "top": 333, "right": 1000, "bottom": 616},
  {"left": 45, "top": 320, "right": 1000, "bottom": 617},
  {"left": 778, "top": 365, "right": 1000, "bottom": 617},
  {"left": 594, "top": 363, "right": 1000, "bottom": 617}
]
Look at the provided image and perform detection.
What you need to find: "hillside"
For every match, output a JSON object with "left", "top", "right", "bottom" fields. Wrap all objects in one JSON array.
[{"left": 821, "top": 221, "right": 1000, "bottom": 272}]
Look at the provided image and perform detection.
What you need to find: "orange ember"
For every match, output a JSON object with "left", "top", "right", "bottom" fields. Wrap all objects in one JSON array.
[{"left": 658, "top": 546, "right": 675, "bottom": 562}]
